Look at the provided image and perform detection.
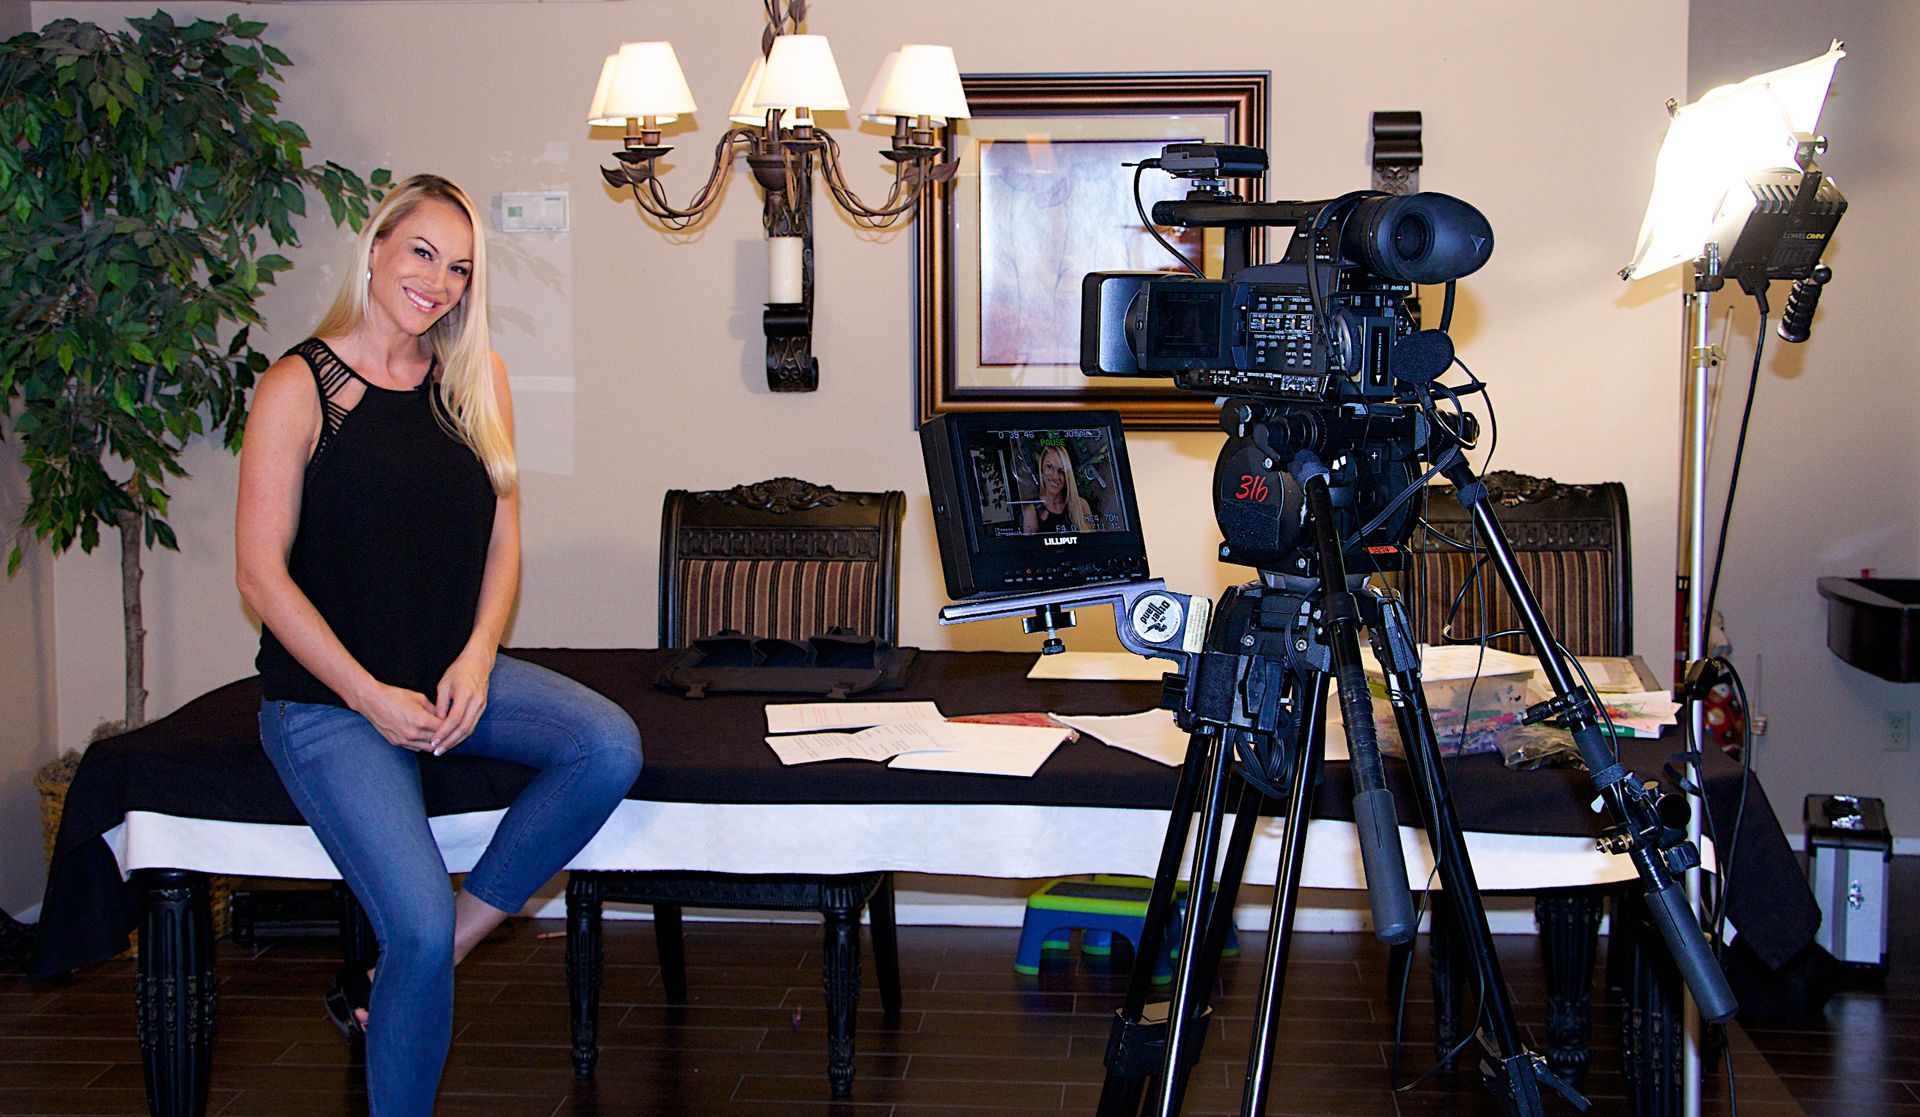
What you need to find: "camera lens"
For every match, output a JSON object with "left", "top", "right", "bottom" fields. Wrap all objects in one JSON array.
[{"left": 1390, "top": 214, "right": 1431, "bottom": 263}]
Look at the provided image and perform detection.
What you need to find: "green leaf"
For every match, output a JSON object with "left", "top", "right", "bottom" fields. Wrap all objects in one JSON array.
[{"left": 127, "top": 340, "right": 154, "bottom": 363}]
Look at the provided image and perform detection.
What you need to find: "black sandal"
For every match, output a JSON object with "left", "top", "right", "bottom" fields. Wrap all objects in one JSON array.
[{"left": 324, "top": 965, "right": 372, "bottom": 1044}]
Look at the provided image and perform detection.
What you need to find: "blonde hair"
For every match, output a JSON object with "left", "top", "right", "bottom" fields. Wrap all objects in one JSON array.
[
  {"left": 315, "top": 174, "right": 516, "bottom": 496},
  {"left": 1038, "top": 444, "right": 1093, "bottom": 531}
]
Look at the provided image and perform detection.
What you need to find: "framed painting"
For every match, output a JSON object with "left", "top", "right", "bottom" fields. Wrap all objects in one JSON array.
[{"left": 915, "top": 72, "right": 1269, "bottom": 429}]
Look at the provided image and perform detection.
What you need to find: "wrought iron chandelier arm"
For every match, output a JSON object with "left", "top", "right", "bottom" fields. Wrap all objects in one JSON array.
[
  {"left": 814, "top": 131, "right": 925, "bottom": 227},
  {"left": 612, "top": 128, "right": 759, "bottom": 228}
]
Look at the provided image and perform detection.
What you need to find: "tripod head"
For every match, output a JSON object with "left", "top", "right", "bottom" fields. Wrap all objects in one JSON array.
[{"left": 1212, "top": 395, "right": 1478, "bottom": 578}]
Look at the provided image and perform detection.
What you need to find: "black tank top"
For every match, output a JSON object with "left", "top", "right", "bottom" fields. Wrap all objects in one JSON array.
[{"left": 257, "top": 338, "right": 498, "bottom": 706}]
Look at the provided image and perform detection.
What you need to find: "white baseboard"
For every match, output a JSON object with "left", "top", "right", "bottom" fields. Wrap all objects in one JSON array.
[{"left": 525, "top": 884, "right": 1551, "bottom": 935}]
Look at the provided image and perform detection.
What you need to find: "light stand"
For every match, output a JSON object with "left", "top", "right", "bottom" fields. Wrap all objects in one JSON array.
[{"left": 1623, "top": 41, "right": 1846, "bottom": 1116}]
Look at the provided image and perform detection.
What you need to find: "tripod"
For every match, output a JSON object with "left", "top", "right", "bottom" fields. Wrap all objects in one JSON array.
[{"left": 1092, "top": 450, "right": 1737, "bottom": 1117}]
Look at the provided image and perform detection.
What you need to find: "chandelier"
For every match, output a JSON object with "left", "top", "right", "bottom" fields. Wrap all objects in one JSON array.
[{"left": 591, "top": 1, "right": 969, "bottom": 391}]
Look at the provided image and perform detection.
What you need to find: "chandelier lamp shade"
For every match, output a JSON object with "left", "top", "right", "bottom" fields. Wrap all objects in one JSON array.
[{"left": 591, "top": 3, "right": 969, "bottom": 392}]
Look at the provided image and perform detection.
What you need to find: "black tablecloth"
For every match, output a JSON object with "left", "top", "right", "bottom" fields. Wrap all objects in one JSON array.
[{"left": 33, "top": 648, "right": 1815, "bottom": 979}]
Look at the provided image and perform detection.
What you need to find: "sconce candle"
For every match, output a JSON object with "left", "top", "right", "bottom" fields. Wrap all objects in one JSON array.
[{"left": 769, "top": 235, "right": 805, "bottom": 305}]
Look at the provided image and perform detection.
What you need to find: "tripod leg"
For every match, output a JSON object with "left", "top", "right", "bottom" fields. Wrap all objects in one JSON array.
[
  {"left": 1096, "top": 727, "right": 1217, "bottom": 1117},
  {"left": 1180, "top": 774, "right": 1269, "bottom": 1007},
  {"left": 1296, "top": 464, "right": 1415, "bottom": 945},
  {"left": 1370, "top": 596, "right": 1561, "bottom": 1115},
  {"left": 1439, "top": 458, "right": 1736, "bottom": 1025},
  {"left": 1155, "top": 725, "right": 1237, "bottom": 1117},
  {"left": 1240, "top": 670, "right": 1328, "bottom": 1117},
  {"left": 1427, "top": 889, "right": 1470, "bottom": 1071}
]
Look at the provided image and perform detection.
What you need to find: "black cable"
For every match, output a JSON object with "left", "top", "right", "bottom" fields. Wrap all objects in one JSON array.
[
  {"left": 1703, "top": 306, "right": 1769, "bottom": 630},
  {"left": 1552, "top": 641, "right": 1623, "bottom": 767},
  {"left": 1389, "top": 894, "right": 1488, "bottom": 1093},
  {"left": 1725, "top": 1037, "right": 1741, "bottom": 1117},
  {"left": 1416, "top": 517, "right": 1480, "bottom": 554},
  {"left": 1131, "top": 163, "right": 1202, "bottom": 278}
]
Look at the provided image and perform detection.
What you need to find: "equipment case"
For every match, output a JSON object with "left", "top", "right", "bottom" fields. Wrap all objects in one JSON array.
[{"left": 1805, "top": 793, "right": 1892, "bottom": 977}]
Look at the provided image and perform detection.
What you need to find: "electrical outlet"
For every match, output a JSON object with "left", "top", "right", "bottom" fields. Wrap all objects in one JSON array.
[{"left": 1888, "top": 711, "right": 1912, "bottom": 753}]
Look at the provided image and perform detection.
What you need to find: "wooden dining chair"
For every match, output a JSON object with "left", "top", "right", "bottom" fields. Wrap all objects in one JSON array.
[
  {"left": 564, "top": 477, "right": 907, "bottom": 1097},
  {"left": 1392, "top": 470, "right": 1638, "bottom": 1090}
]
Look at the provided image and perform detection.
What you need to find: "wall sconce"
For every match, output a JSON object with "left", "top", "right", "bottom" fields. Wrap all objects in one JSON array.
[{"left": 591, "top": 3, "right": 969, "bottom": 392}]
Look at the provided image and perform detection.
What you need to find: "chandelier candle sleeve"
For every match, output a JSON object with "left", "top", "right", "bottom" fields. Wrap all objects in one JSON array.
[{"left": 769, "top": 236, "right": 805, "bottom": 304}]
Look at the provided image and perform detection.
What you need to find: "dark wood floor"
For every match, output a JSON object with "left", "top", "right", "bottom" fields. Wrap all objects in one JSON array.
[{"left": 4, "top": 862, "right": 1913, "bottom": 1116}]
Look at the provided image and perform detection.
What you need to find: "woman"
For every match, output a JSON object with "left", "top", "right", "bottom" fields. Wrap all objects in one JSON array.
[
  {"left": 235, "top": 174, "right": 641, "bottom": 1115},
  {"left": 1021, "top": 443, "right": 1094, "bottom": 533}
]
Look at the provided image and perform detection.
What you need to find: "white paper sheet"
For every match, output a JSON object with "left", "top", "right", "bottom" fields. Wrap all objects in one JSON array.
[
  {"left": 885, "top": 723, "right": 1072, "bottom": 778},
  {"left": 1576, "top": 657, "right": 1646, "bottom": 693},
  {"left": 764, "top": 700, "right": 944, "bottom": 734},
  {"left": 763, "top": 721, "right": 949, "bottom": 765},
  {"left": 1025, "top": 651, "right": 1170, "bottom": 682},
  {"left": 1053, "top": 710, "right": 1189, "bottom": 767}
]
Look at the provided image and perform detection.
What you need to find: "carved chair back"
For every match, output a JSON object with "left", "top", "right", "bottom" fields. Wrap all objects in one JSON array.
[
  {"left": 658, "top": 477, "right": 906, "bottom": 648},
  {"left": 1398, "top": 471, "right": 1632, "bottom": 658}
]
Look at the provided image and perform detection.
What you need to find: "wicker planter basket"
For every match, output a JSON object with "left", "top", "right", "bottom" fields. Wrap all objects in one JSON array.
[{"left": 36, "top": 749, "right": 231, "bottom": 946}]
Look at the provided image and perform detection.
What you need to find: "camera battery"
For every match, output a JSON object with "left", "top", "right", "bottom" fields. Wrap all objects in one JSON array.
[{"left": 1804, "top": 793, "right": 1892, "bottom": 976}]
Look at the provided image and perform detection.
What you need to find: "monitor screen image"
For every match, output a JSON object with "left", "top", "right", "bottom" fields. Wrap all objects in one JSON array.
[{"left": 961, "top": 426, "right": 1133, "bottom": 538}]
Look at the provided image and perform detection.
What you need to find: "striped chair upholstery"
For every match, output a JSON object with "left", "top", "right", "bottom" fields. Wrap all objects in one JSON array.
[
  {"left": 1400, "top": 471, "right": 1632, "bottom": 658},
  {"left": 661, "top": 479, "right": 904, "bottom": 647},
  {"left": 673, "top": 560, "right": 879, "bottom": 646}
]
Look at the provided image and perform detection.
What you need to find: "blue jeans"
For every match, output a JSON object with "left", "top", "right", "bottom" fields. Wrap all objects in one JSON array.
[{"left": 258, "top": 654, "right": 642, "bottom": 1116}]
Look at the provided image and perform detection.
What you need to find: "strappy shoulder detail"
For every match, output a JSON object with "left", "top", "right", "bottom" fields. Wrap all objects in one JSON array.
[
  {"left": 285, "top": 338, "right": 372, "bottom": 475},
  {"left": 289, "top": 338, "right": 356, "bottom": 432}
]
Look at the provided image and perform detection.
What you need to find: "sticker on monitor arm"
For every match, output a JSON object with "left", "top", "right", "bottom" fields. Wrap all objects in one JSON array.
[{"left": 1129, "top": 593, "right": 1185, "bottom": 645}]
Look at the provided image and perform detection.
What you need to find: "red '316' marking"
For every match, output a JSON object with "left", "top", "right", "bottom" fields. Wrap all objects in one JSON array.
[{"left": 1235, "top": 474, "right": 1269, "bottom": 502}]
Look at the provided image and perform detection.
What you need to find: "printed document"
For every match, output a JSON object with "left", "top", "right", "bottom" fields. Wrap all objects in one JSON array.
[
  {"left": 764, "top": 700, "right": 944, "bottom": 734},
  {"left": 764, "top": 720, "right": 949, "bottom": 765}
]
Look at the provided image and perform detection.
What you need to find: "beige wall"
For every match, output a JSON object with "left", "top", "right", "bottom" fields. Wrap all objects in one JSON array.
[
  {"left": 33, "top": 4, "right": 1719, "bottom": 806},
  {"left": 1686, "top": 2, "right": 1920, "bottom": 843}
]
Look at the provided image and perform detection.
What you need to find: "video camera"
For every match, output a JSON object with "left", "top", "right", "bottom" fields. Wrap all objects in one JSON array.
[{"left": 1081, "top": 143, "right": 1493, "bottom": 403}]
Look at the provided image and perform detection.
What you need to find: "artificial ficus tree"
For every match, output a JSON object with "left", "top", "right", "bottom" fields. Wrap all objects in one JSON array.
[{"left": 0, "top": 12, "right": 386, "bottom": 728}]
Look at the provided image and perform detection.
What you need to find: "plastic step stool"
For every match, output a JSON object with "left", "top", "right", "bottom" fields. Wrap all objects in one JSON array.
[
  {"left": 1015, "top": 878, "right": 1239, "bottom": 983},
  {"left": 1091, "top": 874, "right": 1239, "bottom": 961}
]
